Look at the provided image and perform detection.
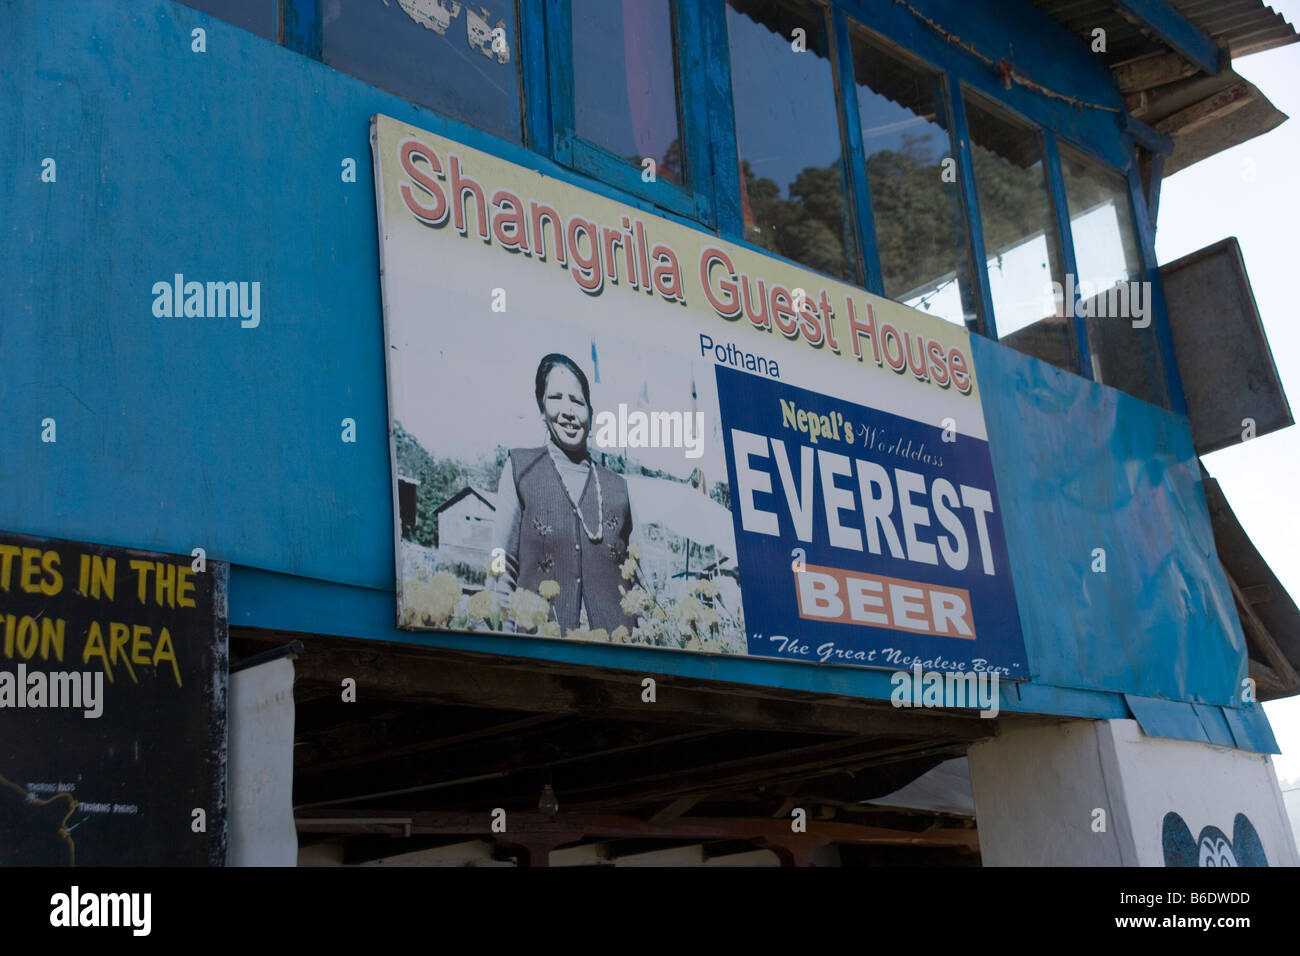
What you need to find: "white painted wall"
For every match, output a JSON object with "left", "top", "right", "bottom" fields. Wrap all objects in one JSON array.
[
  {"left": 969, "top": 718, "right": 1299, "bottom": 867},
  {"left": 228, "top": 658, "right": 298, "bottom": 866},
  {"left": 969, "top": 719, "right": 1125, "bottom": 865},
  {"left": 1103, "top": 720, "right": 1299, "bottom": 867}
]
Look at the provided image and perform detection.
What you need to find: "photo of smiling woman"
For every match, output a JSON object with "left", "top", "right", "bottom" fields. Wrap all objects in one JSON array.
[{"left": 489, "top": 353, "right": 639, "bottom": 635}]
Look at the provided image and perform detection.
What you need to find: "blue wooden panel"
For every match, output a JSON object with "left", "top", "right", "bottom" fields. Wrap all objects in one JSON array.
[
  {"left": 1125, "top": 694, "right": 1211, "bottom": 744},
  {"left": 1192, "top": 702, "right": 1237, "bottom": 748},
  {"left": 1223, "top": 705, "right": 1281, "bottom": 754},
  {"left": 972, "top": 334, "right": 1247, "bottom": 707}
]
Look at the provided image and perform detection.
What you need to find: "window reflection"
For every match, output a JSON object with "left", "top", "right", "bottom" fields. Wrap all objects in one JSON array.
[
  {"left": 1061, "top": 145, "right": 1167, "bottom": 408},
  {"left": 964, "top": 90, "right": 1071, "bottom": 372},
  {"left": 850, "top": 27, "right": 976, "bottom": 328},
  {"left": 572, "top": 0, "right": 683, "bottom": 185},
  {"left": 322, "top": 0, "right": 522, "bottom": 145},
  {"left": 177, "top": 0, "right": 281, "bottom": 41},
  {"left": 726, "top": 0, "right": 855, "bottom": 282}
]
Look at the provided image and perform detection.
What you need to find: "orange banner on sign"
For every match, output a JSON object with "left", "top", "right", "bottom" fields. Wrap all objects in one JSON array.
[{"left": 794, "top": 563, "right": 975, "bottom": 639}]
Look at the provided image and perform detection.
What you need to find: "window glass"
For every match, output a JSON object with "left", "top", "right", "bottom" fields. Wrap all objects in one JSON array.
[
  {"left": 964, "top": 90, "right": 1070, "bottom": 369},
  {"left": 726, "top": 0, "right": 856, "bottom": 282},
  {"left": 177, "top": 0, "right": 280, "bottom": 41},
  {"left": 849, "top": 27, "right": 975, "bottom": 327},
  {"left": 571, "top": 0, "right": 683, "bottom": 185},
  {"left": 322, "top": 0, "right": 522, "bottom": 145},
  {"left": 1061, "top": 145, "right": 1142, "bottom": 296},
  {"left": 1061, "top": 145, "right": 1167, "bottom": 408}
]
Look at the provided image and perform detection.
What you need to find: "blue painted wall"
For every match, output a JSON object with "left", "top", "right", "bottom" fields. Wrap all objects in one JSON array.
[{"left": 0, "top": 0, "right": 1263, "bottom": 742}]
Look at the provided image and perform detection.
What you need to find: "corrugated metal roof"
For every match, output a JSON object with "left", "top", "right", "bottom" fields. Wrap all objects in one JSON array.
[
  {"left": 1027, "top": 0, "right": 1297, "bottom": 65},
  {"left": 1170, "top": 0, "right": 1298, "bottom": 57},
  {"left": 1024, "top": 1, "right": 1295, "bottom": 173}
]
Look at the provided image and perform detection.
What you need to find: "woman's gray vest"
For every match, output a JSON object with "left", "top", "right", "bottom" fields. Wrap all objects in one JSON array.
[{"left": 509, "top": 447, "right": 637, "bottom": 633}]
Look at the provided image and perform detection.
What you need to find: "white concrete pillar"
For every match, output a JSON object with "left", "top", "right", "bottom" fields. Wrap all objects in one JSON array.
[{"left": 968, "top": 718, "right": 1298, "bottom": 867}]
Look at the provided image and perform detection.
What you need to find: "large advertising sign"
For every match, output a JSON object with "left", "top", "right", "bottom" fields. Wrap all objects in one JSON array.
[
  {"left": 0, "top": 532, "right": 227, "bottom": 865},
  {"left": 373, "top": 113, "right": 1027, "bottom": 679}
]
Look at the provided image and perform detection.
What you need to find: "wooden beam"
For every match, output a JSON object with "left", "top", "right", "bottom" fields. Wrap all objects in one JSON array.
[
  {"left": 294, "top": 810, "right": 981, "bottom": 850},
  {"left": 1239, "top": 584, "right": 1272, "bottom": 605},
  {"left": 647, "top": 795, "right": 705, "bottom": 826},
  {"left": 1224, "top": 564, "right": 1300, "bottom": 689},
  {"left": 286, "top": 636, "right": 994, "bottom": 741},
  {"left": 1154, "top": 82, "right": 1254, "bottom": 136},
  {"left": 559, "top": 739, "right": 966, "bottom": 812},
  {"left": 294, "top": 724, "right": 730, "bottom": 809},
  {"left": 298, "top": 713, "right": 572, "bottom": 776},
  {"left": 1112, "top": 51, "right": 1198, "bottom": 93},
  {"left": 1111, "top": 0, "right": 1225, "bottom": 76},
  {"left": 1249, "top": 659, "right": 1286, "bottom": 699}
]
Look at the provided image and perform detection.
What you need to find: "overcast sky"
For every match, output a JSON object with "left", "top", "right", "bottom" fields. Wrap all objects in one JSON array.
[{"left": 1153, "top": 2, "right": 1300, "bottom": 788}]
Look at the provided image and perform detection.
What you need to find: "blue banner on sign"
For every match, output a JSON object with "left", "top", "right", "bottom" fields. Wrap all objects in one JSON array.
[{"left": 715, "top": 365, "right": 1027, "bottom": 679}]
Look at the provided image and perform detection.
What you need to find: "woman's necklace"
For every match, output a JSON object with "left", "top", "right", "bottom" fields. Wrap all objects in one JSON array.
[{"left": 547, "top": 441, "right": 604, "bottom": 544}]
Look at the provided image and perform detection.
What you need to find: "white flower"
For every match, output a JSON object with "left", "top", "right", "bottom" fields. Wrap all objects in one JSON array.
[
  {"left": 692, "top": 577, "right": 720, "bottom": 599},
  {"left": 620, "top": 587, "right": 653, "bottom": 617},
  {"left": 466, "top": 589, "right": 497, "bottom": 623},
  {"left": 509, "top": 588, "right": 551, "bottom": 632}
]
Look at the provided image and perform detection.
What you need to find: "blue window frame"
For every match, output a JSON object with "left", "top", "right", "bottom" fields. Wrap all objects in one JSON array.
[
  {"left": 545, "top": 0, "right": 713, "bottom": 223},
  {"left": 238, "top": 0, "right": 1184, "bottom": 411}
]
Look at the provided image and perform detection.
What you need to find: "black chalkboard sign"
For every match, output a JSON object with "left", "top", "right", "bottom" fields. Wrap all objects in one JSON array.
[{"left": 0, "top": 532, "right": 227, "bottom": 865}]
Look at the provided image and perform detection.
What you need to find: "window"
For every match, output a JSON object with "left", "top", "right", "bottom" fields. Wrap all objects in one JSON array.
[
  {"left": 177, "top": 0, "right": 281, "bottom": 42},
  {"left": 726, "top": 0, "right": 857, "bottom": 282},
  {"left": 1060, "top": 144, "right": 1167, "bottom": 408},
  {"left": 963, "top": 90, "right": 1071, "bottom": 370},
  {"left": 322, "top": 0, "right": 523, "bottom": 145},
  {"left": 848, "top": 27, "right": 976, "bottom": 328},
  {"left": 550, "top": 0, "right": 706, "bottom": 218},
  {"left": 571, "top": 0, "right": 683, "bottom": 185}
]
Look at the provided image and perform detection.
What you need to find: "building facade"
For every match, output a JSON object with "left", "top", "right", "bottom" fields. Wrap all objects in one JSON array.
[{"left": 4, "top": 0, "right": 1299, "bottom": 866}]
